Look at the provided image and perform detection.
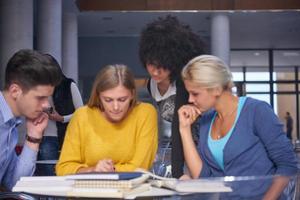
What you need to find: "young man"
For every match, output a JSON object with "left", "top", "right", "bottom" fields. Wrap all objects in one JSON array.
[{"left": 0, "top": 49, "right": 61, "bottom": 190}]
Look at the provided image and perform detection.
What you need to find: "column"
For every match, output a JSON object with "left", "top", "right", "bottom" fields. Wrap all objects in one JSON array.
[
  {"left": 211, "top": 13, "right": 230, "bottom": 65},
  {"left": 0, "top": 0, "right": 33, "bottom": 88},
  {"left": 36, "top": 0, "right": 62, "bottom": 65},
  {"left": 62, "top": 12, "right": 78, "bottom": 82}
]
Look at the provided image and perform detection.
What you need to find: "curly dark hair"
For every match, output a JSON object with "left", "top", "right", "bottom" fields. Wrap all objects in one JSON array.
[{"left": 139, "top": 15, "right": 205, "bottom": 82}]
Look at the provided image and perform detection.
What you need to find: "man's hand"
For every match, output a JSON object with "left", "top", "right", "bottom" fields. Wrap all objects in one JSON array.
[
  {"left": 25, "top": 112, "right": 49, "bottom": 150},
  {"left": 26, "top": 112, "right": 49, "bottom": 139}
]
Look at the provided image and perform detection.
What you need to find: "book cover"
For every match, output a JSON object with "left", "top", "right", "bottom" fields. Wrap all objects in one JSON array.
[{"left": 66, "top": 172, "right": 144, "bottom": 180}]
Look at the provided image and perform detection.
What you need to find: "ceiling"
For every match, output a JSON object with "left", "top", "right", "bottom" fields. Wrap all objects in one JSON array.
[
  {"left": 75, "top": 10, "right": 300, "bottom": 70},
  {"left": 77, "top": 10, "right": 300, "bottom": 49},
  {"left": 61, "top": 1, "right": 300, "bottom": 98}
]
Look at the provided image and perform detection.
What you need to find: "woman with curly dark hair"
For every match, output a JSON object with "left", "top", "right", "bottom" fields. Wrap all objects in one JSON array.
[{"left": 139, "top": 15, "right": 205, "bottom": 178}]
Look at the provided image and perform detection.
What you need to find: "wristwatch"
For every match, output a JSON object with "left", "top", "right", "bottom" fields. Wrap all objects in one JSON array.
[{"left": 26, "top": 135, "right": 42, "bottom": 144}]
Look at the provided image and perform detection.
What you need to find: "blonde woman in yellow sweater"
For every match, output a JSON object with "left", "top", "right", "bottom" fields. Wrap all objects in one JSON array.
[{"left": 56, "top": 64, "right": 158, "bottom": 175}]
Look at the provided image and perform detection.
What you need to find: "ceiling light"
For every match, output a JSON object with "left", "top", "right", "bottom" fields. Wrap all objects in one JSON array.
[{"left": 283, "top": 52, "right": 299, "bottom": 57}]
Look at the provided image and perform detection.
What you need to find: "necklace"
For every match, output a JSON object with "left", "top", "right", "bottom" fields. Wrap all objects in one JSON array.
[{"left": 214, "top": 104, "right": 238, "bottom": 139}]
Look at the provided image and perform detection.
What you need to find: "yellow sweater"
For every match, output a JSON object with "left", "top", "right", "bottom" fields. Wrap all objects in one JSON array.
[{"left": 56, "top": 103, "right": 158, "bottom": 176}]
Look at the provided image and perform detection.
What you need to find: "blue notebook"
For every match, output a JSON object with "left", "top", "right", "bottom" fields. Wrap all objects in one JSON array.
[{"left": 66, "top": 172, "right": 143, "bottom": 180}]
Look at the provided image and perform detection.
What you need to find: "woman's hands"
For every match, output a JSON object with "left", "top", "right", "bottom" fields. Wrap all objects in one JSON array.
[
  {"left": 94, "top": 159, "right": 115, "bottom": 172},
  {"left": 179, "top": 174, "right": 192, "bottom": 180},
  {"left": 178, "top": 104, "right": 201, "bottom": 131},
  {"left": 77, "top": 159, "right": 115, "bottom": 173},
  {"left": 178, "top": 104, "right": 203, "bottom": 178}
]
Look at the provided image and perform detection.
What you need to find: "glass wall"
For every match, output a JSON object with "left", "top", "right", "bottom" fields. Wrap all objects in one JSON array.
[
  {"left": 274, "top": 50, "right": 300, "bottom": 142},
  {"left": 230, "top": 49, "right": 300, "bottom": 140}
]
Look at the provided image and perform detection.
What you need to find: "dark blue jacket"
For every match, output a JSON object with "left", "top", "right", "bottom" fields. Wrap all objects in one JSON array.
[{"left": 196, "top": 97, "right": 298, "bottom": 199}]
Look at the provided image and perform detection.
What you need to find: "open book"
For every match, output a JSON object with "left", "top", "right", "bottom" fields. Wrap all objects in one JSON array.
[{"left": 137, "top": 169, "right": 232, "bottom": 193}]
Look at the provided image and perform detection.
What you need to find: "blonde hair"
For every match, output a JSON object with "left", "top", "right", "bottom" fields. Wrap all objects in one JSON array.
[
  {"left": 181, "top": 55, "right": 234, "bottom": 90},
  {"left": 88, "top": 64, "right": 138, "bottom": 110}
]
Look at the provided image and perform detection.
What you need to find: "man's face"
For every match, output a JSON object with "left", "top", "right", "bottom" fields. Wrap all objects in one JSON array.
[{"left": 14, "top": 85, "right": 54, "bottom": 119}]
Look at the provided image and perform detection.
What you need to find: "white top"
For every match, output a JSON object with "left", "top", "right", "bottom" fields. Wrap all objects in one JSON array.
[
  {"left": 44, "top": 82, "right": 83, "bottom": 137},
  {"left": 150, "top": 79, "right": 176, "bottom": 102},
  {"left": 149, "top": 79, "right": 176, "bottom": 123}
]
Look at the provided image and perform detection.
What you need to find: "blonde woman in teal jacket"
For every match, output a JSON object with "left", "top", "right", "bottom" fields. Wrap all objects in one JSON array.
[{"left": 178, "top": 55, "right": 298, "bottom": 199}]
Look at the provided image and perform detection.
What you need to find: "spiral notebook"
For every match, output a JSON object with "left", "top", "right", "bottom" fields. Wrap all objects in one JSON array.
[
  {"left": 73, "top": 174, "right": 150, "bottom": 189},
  {"left": 68, "top": 183, "right": 151, "bottom": 198}
]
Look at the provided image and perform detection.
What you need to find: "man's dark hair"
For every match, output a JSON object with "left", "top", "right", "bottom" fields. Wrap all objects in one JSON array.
[
  {"left": 4, "top": 49, "right": 62, "bottom": 91},
  {"left": 139, "top": 15, "right": 205, "bottom": 82}
]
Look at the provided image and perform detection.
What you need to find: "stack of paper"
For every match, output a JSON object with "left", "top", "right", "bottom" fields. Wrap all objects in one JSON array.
[
  {"left": 13, "top": 172, "right": 151, "bottom": 198},
  {"left": 12, "top": 176, "right": 73, "bottom": 196},
  {"left": 13, "top": 171, "right": 232, "bottom": 198}
]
